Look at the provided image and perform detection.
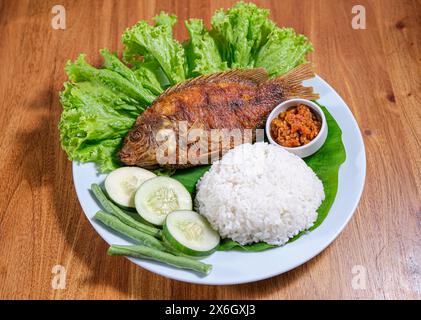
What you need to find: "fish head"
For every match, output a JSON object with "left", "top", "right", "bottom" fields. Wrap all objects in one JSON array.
[{"left": 119, "top": 114, "right": 177, "bottom": 169}]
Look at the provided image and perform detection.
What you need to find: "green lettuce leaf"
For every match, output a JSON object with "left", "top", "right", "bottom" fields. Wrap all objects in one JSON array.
[
  {"left": 122, "top": 12, "right": 186, "bottom": 85},
  {"left": 255, "top": 28, "right": 313, "bottom": 77},
  {"left": 66, "top": 53, "right": 156, "bottom": 105},
  {"left": 132, "top": 60, "right": 168, "bottom": 95},
  {"left": 210, "top": 1, "right": 275, "bottom": 68},
  {"left": 59, "top": 53, "right": 157, "bottom": 172},
  {"left": 153, "top": 11, "right": 177, "bottom": 30},
  {"left": 209, "top": 2, "right": 312, "bottom": 75},
  {"left": 100, "top": 49, "right": 139, "bottom": 84},
  {"left": 184, "top": 19, "right": 228, "bottom": 77},
  {"left": 173, "top": 105, "right": 346, "bottom": 252}
]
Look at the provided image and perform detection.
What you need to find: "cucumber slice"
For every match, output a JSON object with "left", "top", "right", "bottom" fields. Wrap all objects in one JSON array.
[
  {"left": 135, "top": 177, "right": 192, "bottom": 226},
  {"left": 104, "top": 167, "right": 156, "bottom": 209},
  {"left": 163, "top": 210, "right": 220, "bottom": 257}
]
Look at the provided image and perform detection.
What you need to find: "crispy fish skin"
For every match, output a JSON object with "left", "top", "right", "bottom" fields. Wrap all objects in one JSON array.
[{"left": 119, "top": 63, "right": 319, "bottom": 169}]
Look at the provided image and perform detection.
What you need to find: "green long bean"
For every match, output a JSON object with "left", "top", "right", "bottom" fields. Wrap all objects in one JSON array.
[
  {"left": 91, "top": 183, "right": 162, "bottom": 238},
  {"left": 108, "top": 244, "right": 212, "bottom": 275},
  {"left": 94, "top": 211, "right": 166, "bottom": 251}
]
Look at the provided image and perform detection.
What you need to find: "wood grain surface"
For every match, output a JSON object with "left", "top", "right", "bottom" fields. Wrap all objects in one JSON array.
[{"left": 0, "top": 0, "right": 420, "bottom": 300}]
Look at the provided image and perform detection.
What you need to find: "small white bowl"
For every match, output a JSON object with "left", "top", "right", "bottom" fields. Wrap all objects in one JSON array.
[{"left": 265, "top": 98, "right": 328, "bottom": 158}]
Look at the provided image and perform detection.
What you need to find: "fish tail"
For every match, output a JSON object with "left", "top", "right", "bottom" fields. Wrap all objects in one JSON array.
[{"left": 271, "top": 63, "right": 320, "bottom": 101}]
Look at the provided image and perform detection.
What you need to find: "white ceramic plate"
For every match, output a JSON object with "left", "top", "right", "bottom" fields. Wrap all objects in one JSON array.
[{"left": 72, "top": 75, "right": 366, "bottom": 285}]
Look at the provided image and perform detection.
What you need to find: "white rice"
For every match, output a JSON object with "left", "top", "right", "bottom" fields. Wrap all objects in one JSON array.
[{"left": 195, "top": 142, "right": 325, "bottom": 245}]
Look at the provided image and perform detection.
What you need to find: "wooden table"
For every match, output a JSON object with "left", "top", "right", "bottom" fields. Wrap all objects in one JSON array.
[{"left": 0, "top": 0, "right": 419, "bottom": 300}]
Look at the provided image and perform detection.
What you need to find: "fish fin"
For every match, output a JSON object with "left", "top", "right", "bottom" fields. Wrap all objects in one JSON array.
[
  {"left": 159, "top": 68, "right": 269, "bottom": 98},
  {"left": 271, "top": 63, "right": 320, "bottom": 100}
]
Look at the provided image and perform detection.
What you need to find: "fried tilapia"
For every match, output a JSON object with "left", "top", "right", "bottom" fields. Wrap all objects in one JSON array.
[{"left": 119, "top": 63, "right": 319, "bottom": 169}]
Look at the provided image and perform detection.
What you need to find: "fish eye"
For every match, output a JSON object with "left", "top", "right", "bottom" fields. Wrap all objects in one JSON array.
[{"left": 130, "top": 131, "right": 142, "bottom": 142}]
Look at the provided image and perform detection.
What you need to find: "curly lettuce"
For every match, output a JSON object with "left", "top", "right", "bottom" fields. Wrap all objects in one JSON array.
[
  {"left": 255, "top": 28, "right": 314, "bottom": 76},
  {"left": 210, "top": 1, "right": 275, "bottom": 68},
  {"left": 66, "top": 53, "right": 156, "bottom": 105},
  {"left": 184, "top": 19, "right": 228, "bottom": 77},
  {"left": 132, "top": 60, "right": 168, "bottom": 95},
  {"left": 122, "top": 12, "right": 186, "bottom": 85},
  {"left": 59, "top": 53, "right": 157, "bottom": 172},
  {"left": 183, "top": 2, "right": 312, "bottom": 76}
]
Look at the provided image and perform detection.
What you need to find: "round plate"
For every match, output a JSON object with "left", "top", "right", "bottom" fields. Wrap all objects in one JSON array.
[{"left": 73, "top": 75, "right": 366, "bottom": 285}]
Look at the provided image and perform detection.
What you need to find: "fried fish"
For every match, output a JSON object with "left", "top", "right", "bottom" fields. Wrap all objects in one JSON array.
[{"left": 119, "top": 63, "right": 319, "bottom": 169}]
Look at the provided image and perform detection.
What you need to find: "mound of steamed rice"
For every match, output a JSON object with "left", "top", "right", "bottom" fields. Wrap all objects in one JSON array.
[{"left": 195, "top": 142, "right": 325, "bottom": 245}]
